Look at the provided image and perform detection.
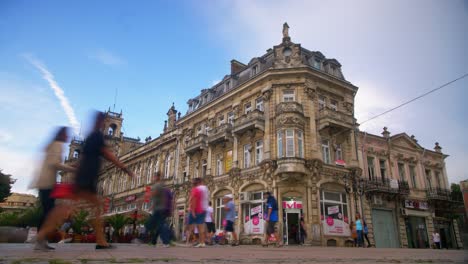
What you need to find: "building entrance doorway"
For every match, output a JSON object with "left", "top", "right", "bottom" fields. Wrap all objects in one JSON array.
[{"left": 284, "top": 209, "right": 301, "bottom": 245}]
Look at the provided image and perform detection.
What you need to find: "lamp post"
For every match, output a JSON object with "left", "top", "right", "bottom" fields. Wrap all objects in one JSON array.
[{"left": 343, "top": 168, "right": 365, "bottom": 216}]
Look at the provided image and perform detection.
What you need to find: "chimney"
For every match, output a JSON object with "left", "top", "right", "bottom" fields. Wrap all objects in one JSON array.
[{"left": 231, "top": 60, "right": 246, "bottom": 75}]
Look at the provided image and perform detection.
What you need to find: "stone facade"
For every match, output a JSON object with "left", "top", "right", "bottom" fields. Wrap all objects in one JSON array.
[
  {"left": 0, "top": 193, "right": 37, "bottom": 213},
  {"left": 63, "top": 25, "right": 461, "bottom": 248}
]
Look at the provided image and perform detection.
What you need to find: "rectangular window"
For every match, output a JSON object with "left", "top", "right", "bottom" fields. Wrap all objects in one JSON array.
[
  {"left": 218, "top": 115, "right": 225, "bottom": 125},
  {"left": 202, "top": 160, "right": 207, "bottom": 177},
  {"left": 283, "top": 90, "right": 295, "bottom": 102},
  {"left": 398, "top": 163, "right": 406, "bottom": 181},
  {"left": 286, "top": 129, "right": 295, "bottom": 157},
  {"left": 297, "top": 131, "right": 304, "bottom": 158},
  {"left": 256, "top": 140, "right": 263, "bottom": 165},
  {"left": 216, "top": 198, "right": 227, "bottom": 231},
  {"left": 227, "top": 112, "right": 234, "bottom": 125},
  {"left": 435, "top": 171, "right": 442, "bottom": 188},
  {"left": 425, "top": 169, "right": 432, "bottom": 188},
  {"left": 409, "top": 165, "right": 417, "bottom": 188},
  {"left": 318, "top": 95, "right": 326, "bottom": 110},
  {"left": 225, "top": 81, "right": 231, "bottom": 91},
  {"left": 322, "top": 140, "right": 330, "bottom": 164},
  {"left": 320, "top": 191, "right": 348, "bottom": 237},
  {"left": 367, "top": 157, "right": 375, "bottom": 180},
  {"left": 277, "top": 131, "right": 283, "bottom": 158},
  {"left": 197, "top": 126, "right": 202, "bottom": 136},
  {"left": 204, "top": 124, "right": 210, "bottom": 135},
  {"left": 244, "top": 102, "right": 252, "bottom": 114},
  {"left": 330, "top": 100, "right": 338, "bottom": 111},
  {"left": 335, "top": 144, "right": 343, "bottom": 161},
  {"left": 314, "top": 60, "right": 321, "bottom": 69},
  {"left": 216, "top": 154, "right": 223, "bottom": 176},
  {"left": 379, "top": 159, "right": 387, "bottom": 181},
  {"left": 244, "top": 144, "right": 251, "bottom": 168},
  {"left": 194, "top": 162, "right": 199, "bottom": 178},
  {"left": 256, "top": 98, "right": 264, "bottom": 112},
  {"left": 251, "top": 65, "right": 258, "bottom": 76}
]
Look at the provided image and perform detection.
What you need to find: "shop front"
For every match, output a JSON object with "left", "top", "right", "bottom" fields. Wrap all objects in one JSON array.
[
  {"left": 282, "top": 197, "right": 303, "bottom": 245},
  {"left": 319, "top": 186, "right": 351, "bottom": 246},
  {"left": 403, "top": 200, "right": 430, "bottom": 248},
  {"left": 433, "top": 218, "right": 456, "bottom": 249},
  {"left": 372, "top": 209, "right": 399, "bottom": 248}
]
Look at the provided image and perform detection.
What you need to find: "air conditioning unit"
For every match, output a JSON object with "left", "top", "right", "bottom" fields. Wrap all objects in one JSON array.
[
  {"left": 240, "top": 192, "right": 250, "bottom": 203},
  {"left": 400, "top": 208, "right": 407, "bottom": 216},
  {"left": 373, "top": 195, "right": 383, "bottom": 205}
]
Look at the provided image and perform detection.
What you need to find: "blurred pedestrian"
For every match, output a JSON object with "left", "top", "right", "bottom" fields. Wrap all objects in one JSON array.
[
  {"left": 189, "top": 178, "right": 209, "bottom": 247},
  {"left": 355, "top": 213, "right": 363, "bottom": 247},
  {"left": 363, "top": 220, "right": 371, "bottom": 247},
  {"left": 263, "top": 192, "right": 281, "bottom": 247},
  {"left": 205, "top": 201, "right": 215, "bottom": 245},
  {"left": 299, "top": 215, "right": 307, "bottom": 245},
  {"left": 30, "top": 126, "right": 76, "bottom": 251},
  {"left": 145, "top": 172, "right": 173, "bottom": 247},
  {"left": 432, "top": 231, "right": 441, "bottom": 249},
  {"left": 74, "top": 112, "right": 133, "bottom": 249},
  {"left": 223, "top": 194, "right": 238, "bottom": 246},
  {"left": 350, "top": 221, "right": 357, "bottom": 247}
]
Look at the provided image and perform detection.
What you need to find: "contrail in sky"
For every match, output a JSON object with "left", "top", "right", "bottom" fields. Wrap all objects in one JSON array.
[{"left": 23, "top": 54, "right": 80, "bottom": 135}]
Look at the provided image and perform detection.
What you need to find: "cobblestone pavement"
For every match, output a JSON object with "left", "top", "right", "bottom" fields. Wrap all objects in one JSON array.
[{"left": 0, "top": 243, "right": 466, "bottom": 264}]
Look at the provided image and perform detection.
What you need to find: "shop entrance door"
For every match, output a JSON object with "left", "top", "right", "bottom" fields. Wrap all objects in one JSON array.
[
  {"left": 372, "top": 209, "right": 399, "bottom": 248},
  {"left": 284, "top": 209, "right": 300, "bottom": 245},
  {"left": 405, "top": 216, "right": 429, "bottom": 248}
]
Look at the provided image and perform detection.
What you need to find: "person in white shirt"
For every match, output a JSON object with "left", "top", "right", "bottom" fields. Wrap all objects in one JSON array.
[
  {"left": 432, "top": 231, "right": 441, "bottom": 249},
  {"left": 205, "top": 202, "right": 215, "bottom": 244}
]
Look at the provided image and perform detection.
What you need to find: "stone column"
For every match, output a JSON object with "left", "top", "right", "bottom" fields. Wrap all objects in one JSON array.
[
  {"left": 304, "top": 82, "right": 320, "bottom": 160},
  {"left": 207, "top": 146, "right": 212, "bottom": 175},
  {"left": 261, "top": 88, "right": 272, "bottom": 160}
]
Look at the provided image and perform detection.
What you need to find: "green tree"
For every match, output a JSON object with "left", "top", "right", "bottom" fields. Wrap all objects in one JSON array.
[
  {"left": 451, "top": 183, "right": 463, "bottom": 201},
  {"left": 106, "top": 214, "right": 131, "bottom": 240},
  {"left": 71, "top": 210, "right": 89, "bottom": 235},
  {"left": 0, "top": 170, "right": 14, "bottom": 203}
]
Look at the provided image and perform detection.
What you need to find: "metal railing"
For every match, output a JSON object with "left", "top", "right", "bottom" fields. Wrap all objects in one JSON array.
[
  {"left": 426, "top": 187, "right": 451, "bottom": 200},
  {"left": 364, "top": 178, "right": 410, "bottom": 195}
]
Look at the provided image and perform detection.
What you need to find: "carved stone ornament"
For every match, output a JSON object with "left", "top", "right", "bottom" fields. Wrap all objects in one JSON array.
[
  {"left": 262, "top": 89, "right": 273, "bottom": 101},
  {"left": 276, "top": 115, "right": 305, "bottom": 128},
  {"left": 276, "top": 102, "right": 304, "bottom": 115},
  {"left": 229, "top": 167, "right": 242, "bottom": 191},
  {"left": 260, "top": 159, "right": 277, "bottom": 182},
  {"left": 305, "top": 87, "right": 316, "bottom": 100},
  {"left": 306, "top": 159, "right": 323, "bottom": 178},
  {"left": 204, "top": 174, "right": 215, "bottom": 193},
  {"left": 344, "top": 102, "right": 354, "bottom": 114}
]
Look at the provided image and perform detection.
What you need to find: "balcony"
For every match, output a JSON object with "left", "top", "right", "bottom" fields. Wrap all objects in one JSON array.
[
  {"left": 207, "top": 123, "right": 232, "bottom": 145},
  {"left": 316, "top": 108, "right": 354, "bottom": 130},
  {"left": 426, "top": 187, "right": 451, "bottom": 201},
  {"left": 275, "top": 157, "right": 308, "bottom": 182},
  {"left": 276, "top": 102, "right": 304, "bottom": 115},
  {"left": 364, "top": 178, "right": 409, "bottom": 196},
  {"left": 184, "top": 134, "right": 208, "bottom": 154},
  {"left": 232, "top": 109, "right": 265, "bottom": 135}
]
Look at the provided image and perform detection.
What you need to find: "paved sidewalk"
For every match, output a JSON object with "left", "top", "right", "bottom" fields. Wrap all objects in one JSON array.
[{"left": 0, "top": 243, "right": 466, "bottom": 264}]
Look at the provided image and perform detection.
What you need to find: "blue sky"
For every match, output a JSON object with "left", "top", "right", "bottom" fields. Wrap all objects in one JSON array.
[{"left": 0, "top": 0, "right": 467, "bottom": 194}]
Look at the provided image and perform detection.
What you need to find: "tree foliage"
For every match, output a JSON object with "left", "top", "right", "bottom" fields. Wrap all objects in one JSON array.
[
  {"left": 0, "top": 169, "right": 13, "bottom": 203},
  {"left": 106, "top": 214, "right": 131, "bottom": 238},
  {"left": 0, "top": 206, "right": 43, "bottom": 227},
  {"left": 450, "top": 183, "right": 463, "bottom": 202},
  {"left": 71, "top": 209, "right": 89, "bottom": 235}
]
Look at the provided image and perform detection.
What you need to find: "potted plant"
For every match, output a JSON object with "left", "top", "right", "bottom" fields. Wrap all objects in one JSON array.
[
  {"left": 106, "top": 214, "right": 131, "bottom": 243},
  {"left": 71, "top": 210, "right": 89, "bottom": 242}
]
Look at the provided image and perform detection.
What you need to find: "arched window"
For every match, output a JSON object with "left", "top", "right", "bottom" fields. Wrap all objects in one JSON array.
[
  {"left": 108, "top": 124, "right": 117, "bottom": 136},
  {"left": 73, "top": 150, "right": 80, "bottom": 159}
]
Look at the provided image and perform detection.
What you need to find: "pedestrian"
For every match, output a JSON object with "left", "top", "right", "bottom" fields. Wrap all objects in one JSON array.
[
  {"left": 205, "top": 201, "right": 215, "bottom": 245},
  {"left": 299, "top": 215, "right": 307, "bottom": 245},
  {"left": 30, "top": 127, "right": 77, "bottom": 251},
  {"left": 432, "top": 231, "right": 441, "bottom": 249},
  {"left": 145, "top": 172, "right": 173, "bottom": 247},
  {"left": 223, "top": 194, "right": 239, "bottom": 246},
  {"left": 350, "top": 221, "right": 358, "bottom": 247},
  {"left": 189, "top": 177, "right": 209, "bottom": 247},
  {"left": 58, "top": 214, "right": 73, "bottom": 243},
  {"left": 263, "top": 192, "right": 282, "bottom": 247},
  {"left": 363, "top": 220, "right": 371, "bottom": 247},
  {"left": 355, "top": 213, "right": 364, "bottom": 247},
  {"left": 74, "top": 112, "right": 134, "bottom": 249}
]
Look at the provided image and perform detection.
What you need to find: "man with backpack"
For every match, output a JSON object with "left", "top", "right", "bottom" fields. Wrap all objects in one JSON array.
[
  {"left": 263, "top": 192, "right": 282, "bottom": 247},
  {"left": 145, "top": 172, "right": 173, "bottom": 247}
]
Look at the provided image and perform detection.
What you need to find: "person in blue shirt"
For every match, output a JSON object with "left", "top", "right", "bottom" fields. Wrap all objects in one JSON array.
[
  {"left": 223, "top": 194, "right": 238, "bottom": 246},
  {"left": 263, "top": 192, "right": 282, "bottom": 246},
  {"left": 355, "top": 213, "right": 364, "bottom": 247}
]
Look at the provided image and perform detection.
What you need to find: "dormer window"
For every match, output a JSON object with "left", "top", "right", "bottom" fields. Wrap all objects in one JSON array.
[
  {"left": 330, "top": 66, "right": 336, "bottom": 75},
  {"left": 225, "top": 81, "right": 231, "bottom": 91},
  {"left": 251, "top": 65, "right": 258, "bottom": 77},
  {"left": 313, "top": 60, "right": 321, "bottom": 69},
  {"left": 73, "top": 150, "right": 80, "bottom": 159}
]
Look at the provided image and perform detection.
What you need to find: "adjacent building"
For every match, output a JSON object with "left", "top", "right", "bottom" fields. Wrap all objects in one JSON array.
[
  {"left": 0, "top": 193, "right": 37, "bottom": 213},
  {"left": 62, "top": 24, "right": 463, "bottom": 248}
]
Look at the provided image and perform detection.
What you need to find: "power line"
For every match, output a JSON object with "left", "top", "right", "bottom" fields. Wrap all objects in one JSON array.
[{"left": 360, "top": 72, "right": 468, "bottom": 125}]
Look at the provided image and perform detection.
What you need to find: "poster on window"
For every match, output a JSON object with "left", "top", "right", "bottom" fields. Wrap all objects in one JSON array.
[
  {"left": 225, "top": 150, "right": 233, "bottom": 172},
  {"left": 244, "top": 204, "right": 264, "bottom": 234},
  {"left": 321, "top": 204, "right": 350, "bottom": 237}
]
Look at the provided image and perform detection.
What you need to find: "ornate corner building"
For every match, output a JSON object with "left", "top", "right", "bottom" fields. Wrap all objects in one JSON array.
[{"left": 62, "top": 24, "right": 463, "bottom": 248}]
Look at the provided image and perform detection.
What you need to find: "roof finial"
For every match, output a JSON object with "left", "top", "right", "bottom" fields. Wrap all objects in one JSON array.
[{"left": 282, "top": 22, "right": 290, "bottom": 38}]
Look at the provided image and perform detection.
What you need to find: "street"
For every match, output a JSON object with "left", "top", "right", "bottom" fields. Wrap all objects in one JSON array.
[{"left": 0, "top": 244, "right": 466, "bottom": 264}]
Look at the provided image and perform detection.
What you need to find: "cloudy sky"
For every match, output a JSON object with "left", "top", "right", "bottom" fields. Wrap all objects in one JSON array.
[{"left": 0, "top": 0, "right": 467, "bottom": 194}]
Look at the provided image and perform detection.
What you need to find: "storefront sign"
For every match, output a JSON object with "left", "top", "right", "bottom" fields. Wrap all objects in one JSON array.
[
  {"left": 327, "top": 205, "right": 340, "bottom": 215},
  {"left": 390, "top": 179, "right": 399, "bottom": 189},
  {"left": 251, "top": 205, "right": 262, "bottom": 215},
  {"left": 282, "top": 200, "right": 302, "bottom": 209},
  {"left": 405, "top": 200, "right": 429, "bottom": 210},
  {"left": 125, "top": 195, "right": 136, "bottom": 203},
  {"left": 244, "top": 204, "right": 264, "bottom": 234},
  {"left": 322, "top": 217, "right": 350, "bottom": 237}
]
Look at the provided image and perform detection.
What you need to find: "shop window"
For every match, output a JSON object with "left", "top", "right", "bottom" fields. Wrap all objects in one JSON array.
[
  {"left": 216, "top": 197, "right": 227, "bottom": 231},
  {"left": 255, "top": 140, "right": 263, "bottom": 165},
  {"left": 242, "top": 191, "right": 265, "bottom": 235},
  {"left": 320, "top": 190, "right": 349, "bottom": 237},
  {"left": 322, "top": 140, "right": 331, "bottom": 164}
]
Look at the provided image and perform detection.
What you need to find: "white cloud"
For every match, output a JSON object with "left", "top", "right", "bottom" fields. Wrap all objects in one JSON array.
[
  {"left": 0, "top": 130, "right": 12, "bottom": 143},
  {"left": 89, "top": 49, "right": 125, "bottom": 66},
  {"left": 23, "top": 54, "right": 80, "bottom": 135}
]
